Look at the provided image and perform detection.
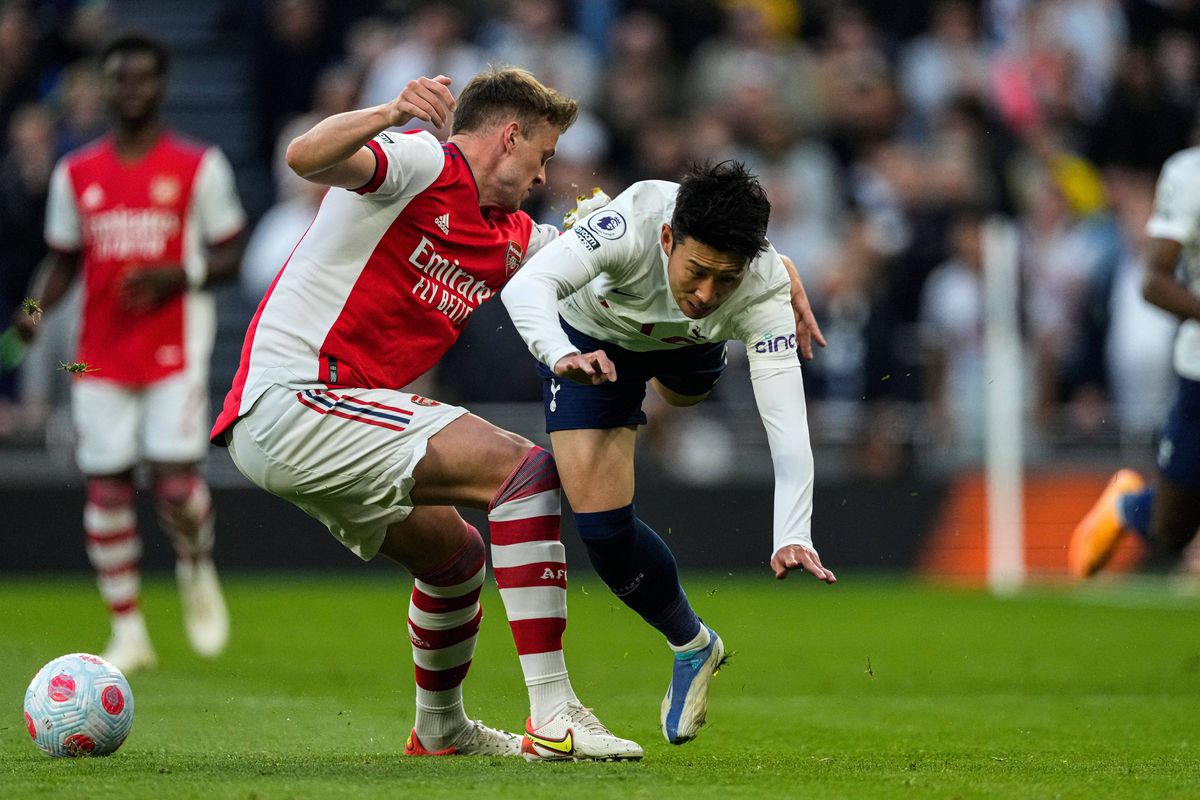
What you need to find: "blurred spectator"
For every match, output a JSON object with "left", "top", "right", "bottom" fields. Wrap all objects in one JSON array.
[
  {"left": 53, "top": 61, "right": 106, "bottom": 155},
  {"left": 272, "top": 62, "right": 361, "bottom": 201},
  {"left": 359, "top": 3, "right": 489, "bottom": 129},
  {"left": 481, "top": 0, "right": 599, "bottom": 105},
  {"left": 736, "top": 107, "right": 845, "bottom": 289},
  {"left": 0, "top": 2, "right": 42, "bottom": 134},
  {"left": 0, "top": 102, "right": 54, "bottom": 419},
  {"left": 0, "top": 103, "right": 54, "bottom": 320},
  {"left": 918, "top": 209, "right": 987, "bottom": 460},
  {"left": 686, "top": 0, "right": 827, "bottom": 136},
  {"left": 251, "top": 0, "right": 339, "bottom": 162},
  {"left": 817, "top": 4, "right": 901, "bottom": 166},
  {"left": 1018, "top": 161, "right": 1109, "bottom": 434},
  {"left": 1087, "top": 46, "right": 1195, "bottom": 172},
  {"left": 595, "top": 10, "right": 679, "bottom": 178},
  {"left": 240, "top": 178, "right": 324, "bottom": 303},
  {"left": 1104, "top": 168, "right": 1177, "bottom": 437},
  {"left": 897, "top": 0, "right": 990, "bottom": 135}
]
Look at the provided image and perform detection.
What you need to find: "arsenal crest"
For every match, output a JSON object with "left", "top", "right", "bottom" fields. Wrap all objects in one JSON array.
[
  {"left": 505, "top": 241, "right": 523, "bottom": 276},
  {"left": 150, "top": 175, "right": 181, "bottom": 206}
]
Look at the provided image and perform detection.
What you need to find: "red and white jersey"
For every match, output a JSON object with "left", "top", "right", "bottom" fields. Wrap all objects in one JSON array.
[
  {"left": 45, "top": 133, "right": 246, "bottom": 386},
  {"left": 211, "top": 130, "right": 558, "bottom": 441}
]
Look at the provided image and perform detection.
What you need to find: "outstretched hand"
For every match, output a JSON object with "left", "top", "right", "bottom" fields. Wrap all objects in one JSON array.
[
  {"left": 770, "top": 544, "right": 837, "bottom": 583},
  {"left": 553, "top": 350, "right": 617, "bottom": 385},
  {"left": 387, "top": 75, "right": 456, "bottom": 131}
]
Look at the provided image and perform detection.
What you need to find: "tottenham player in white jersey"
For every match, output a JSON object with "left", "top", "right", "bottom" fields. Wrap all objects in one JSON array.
[
  {"left": 1070, "top": 146, "right": 1200, "bottom": 576},
  {"left": 502, "top": 162, "right": 836, "bottom": 745}
]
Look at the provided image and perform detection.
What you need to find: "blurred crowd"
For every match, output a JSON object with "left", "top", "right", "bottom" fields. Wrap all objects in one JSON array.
[{"left": 1, "top": 0, "right": 1198, "bottom": 478}]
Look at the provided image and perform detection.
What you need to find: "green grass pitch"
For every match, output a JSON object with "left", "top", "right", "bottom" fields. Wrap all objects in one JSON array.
[{"left": 2, "top": 573, "right": 1199, "bottom": 798}]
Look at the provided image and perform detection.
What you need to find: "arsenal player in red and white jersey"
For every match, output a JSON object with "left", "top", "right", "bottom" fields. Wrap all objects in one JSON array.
[
  {"left": 213, "top": 68, "right": 642, "bottom": 761},
  {"left": 16, "top": 35, "right": 246, "bottom": 674}
]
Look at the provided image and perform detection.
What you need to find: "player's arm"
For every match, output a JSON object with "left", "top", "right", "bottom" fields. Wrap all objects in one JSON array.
[
  {"left": 743, "top": 292, "right": 835, "bottom": 584},
  {"left": 14, "top": 249, "right": 80, "bottom": 342},
  {"left": 1142, "top": 237, "right": 1200, "bottom": 320},
  {"left": 285, "top": 75, "right": 455, "bottom": 189},
  {"left": 18, "top": 160, "right": 82, "bottom": 341},
  {"left": 779, "top": 253, "right": 826, "bottom": 360},
  {"left": 502, "top": 231, "right": 616, "bottom": 384}
]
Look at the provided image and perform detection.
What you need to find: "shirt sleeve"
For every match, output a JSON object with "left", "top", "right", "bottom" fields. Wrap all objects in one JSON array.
[
  {"left": 750, "top": 363, "right": 816, "bottom": 557},
  {"left": 741, "top": 278, "right": 816, "bottom": 556},
  {"left": 353, "top": 130, "right": 444, "bottom": 199},
  {"left": 524, "top": 221, "right": 562, "bottom": 262},
  {"left": 502, "top": 191, "right": 644, "bottom": 368},
  {"left": 44, "top": 160, "right": 81, "bottom": 252},
  {"left": 194, "top": 147, "right": 247, "bottom": 244},
  {"left": 501, "top": 234, "right": 601, "bottom": 368},
  {"left": 1147, "top": 153, "right": 1200, "bottom": 245}
]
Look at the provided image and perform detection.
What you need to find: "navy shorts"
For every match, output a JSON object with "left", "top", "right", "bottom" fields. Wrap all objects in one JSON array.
[
  {"left": 538, "top": 319, "right": 727, "bottom": 432},
  {"left": 1158, "top": 376, "right": 1200, "bottom": 489}
]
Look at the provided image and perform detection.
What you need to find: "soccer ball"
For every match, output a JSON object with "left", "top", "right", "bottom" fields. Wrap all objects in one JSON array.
[{"left": 23, "top": 653, "right": 135, "bottom": 757}]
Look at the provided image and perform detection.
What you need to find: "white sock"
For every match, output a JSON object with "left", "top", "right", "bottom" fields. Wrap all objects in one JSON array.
[
  {"left": 414, "top": 688, "right": 470, "bottom": 747},
  {"left": 111, "top": 611, "right": 150, "bottom": 644},
  {"left": 669, "top": 625, "right": 712, "bottom": 654},
  {"left": 521, "top": 651, "right": 578, "bottom": 727}
]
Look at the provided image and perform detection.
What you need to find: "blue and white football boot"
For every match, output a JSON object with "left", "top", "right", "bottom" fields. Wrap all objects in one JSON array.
[{"left": 661, "top": 625, "right": 726, "bottom": 744}]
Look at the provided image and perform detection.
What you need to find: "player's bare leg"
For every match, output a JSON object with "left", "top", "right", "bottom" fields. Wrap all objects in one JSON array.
[
  {"left": 151, "top": 461, "right": 228, "bottom": 659},
  {"left": 380, "top": 505, "right": 520, "bottom": 756},
  {"left": 409, "top": 414, "right": 642, "bottom": 761},
  {"left": 553, "top": 426, "right": 724, "bottom": 745},
  {"left": 84, "top": 471, "right": 156, "bottom": 672}
]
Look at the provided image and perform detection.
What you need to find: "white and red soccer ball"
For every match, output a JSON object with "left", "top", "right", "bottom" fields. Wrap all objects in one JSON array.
[{"left": 23, "top": 653, "right": 134, "bottom": 757}]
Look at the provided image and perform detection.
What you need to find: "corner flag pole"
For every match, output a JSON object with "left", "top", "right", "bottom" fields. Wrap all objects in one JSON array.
[{"left": 983, "top": 217, "right": 1025, "bottom": 592}]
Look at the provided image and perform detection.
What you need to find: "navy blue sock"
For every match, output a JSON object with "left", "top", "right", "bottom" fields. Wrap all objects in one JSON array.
[
  {"left": 1118, "top": 487, "right": 1155, "bottom": 540},
  {"left": 574, "top": 505, "right": 702, "bottom": 647}
]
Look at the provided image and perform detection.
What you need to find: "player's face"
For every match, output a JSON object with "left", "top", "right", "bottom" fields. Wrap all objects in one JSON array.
[
  {"left": 662, "top": 225, "right": 749, "bottom": 319},
  {"left": 102, "top": 51, "right": 164, "bottom": 129},
  {"left": 494, "top": 120, "right": 559, "bottom": 212}
]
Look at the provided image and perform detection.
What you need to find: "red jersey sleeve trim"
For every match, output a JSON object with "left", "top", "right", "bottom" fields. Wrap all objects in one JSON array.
[{"left": 352, "top": 140, "right": 388, "bottom": 195}]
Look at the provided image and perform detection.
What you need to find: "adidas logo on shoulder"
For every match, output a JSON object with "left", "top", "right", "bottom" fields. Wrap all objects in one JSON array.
[{"left": 434, "top": 213, "right": 450, "bottom": 235}]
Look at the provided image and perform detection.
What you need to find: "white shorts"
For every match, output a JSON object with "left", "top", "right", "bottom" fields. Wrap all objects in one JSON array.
[
  {"left": 72, "top": 372, "right": 209, "bottom": 474},
  {"left": 227, "top": 383, "right": 468, "bottom": 560}
]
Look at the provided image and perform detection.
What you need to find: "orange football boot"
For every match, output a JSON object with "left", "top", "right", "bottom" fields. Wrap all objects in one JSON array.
[{"left": 1068, "top": 469, "right": 1146, "bottom": 578}]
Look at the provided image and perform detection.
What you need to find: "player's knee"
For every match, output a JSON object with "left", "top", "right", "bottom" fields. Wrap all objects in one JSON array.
[
  {"left": 153, "top": 471, "right": 199, "bottom": 507},
  {"left": 86, "top": 476, "right": 135, "bottom": 509}
]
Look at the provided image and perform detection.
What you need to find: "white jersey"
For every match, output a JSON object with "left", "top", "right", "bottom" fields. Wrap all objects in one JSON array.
[
  {"left": 502, "top": 180, "right": 815, "bottom": 557},
  {"left": 1146, "top": 146, "right": 1200, "bottom": 380}
]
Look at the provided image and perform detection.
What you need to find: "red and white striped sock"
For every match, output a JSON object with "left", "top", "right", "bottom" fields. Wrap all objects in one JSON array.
[
  {"left": 84, "top": 478, "right": 144, "bottom": 631},
  {"left": 408, "top": 526, "right": 486, "bottom": 748},
  {"left": 488, "top": 446, "right": 578, "bottom": 727},
  {"left": 153, "top": 472, "right": 215, "bottom": 561}
]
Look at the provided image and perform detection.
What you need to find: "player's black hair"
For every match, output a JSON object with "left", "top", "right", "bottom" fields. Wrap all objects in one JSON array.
[
  {"left": 670, "top": 161, "right": 770, "bottom": 263},
  {"left": 99, "top": 33, "right": 170, "bottom": 76},
  {"left": 452, "top": 65, "right": 578, "bottom": 135}
]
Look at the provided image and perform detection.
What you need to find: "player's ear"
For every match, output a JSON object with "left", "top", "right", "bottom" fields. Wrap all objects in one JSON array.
[
  {"left": 660, "top": 224, "right": 674, "bottom": 255},
  {"left": 502, "top": 120, "right": 521, "bottom": 154}
]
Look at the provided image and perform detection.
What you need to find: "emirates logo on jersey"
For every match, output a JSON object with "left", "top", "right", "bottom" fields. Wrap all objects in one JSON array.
[
  {"left": 150, "top": 175, "right": 181, "bottom": 206},
  {"left": 505, "top": 241, "right": 523, "bottom": 277}
]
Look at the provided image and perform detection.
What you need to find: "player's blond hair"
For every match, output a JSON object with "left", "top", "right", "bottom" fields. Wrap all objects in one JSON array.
[{"left": 451, "top": 66, "right": 579, "bottom": 136}]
